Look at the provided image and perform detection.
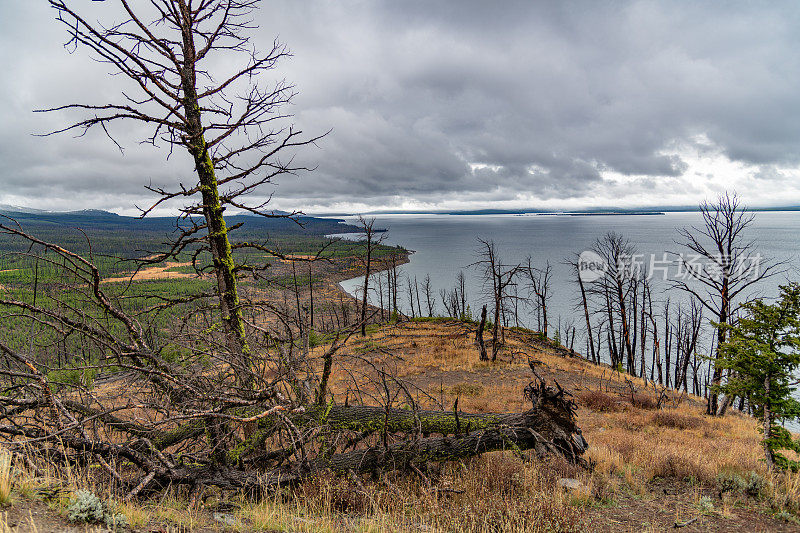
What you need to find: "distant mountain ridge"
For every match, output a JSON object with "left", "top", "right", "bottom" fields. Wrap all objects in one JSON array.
[
  {"left": 0, "top": 204, "right": 50, "bottom": 215},
  {"left": 0, "top": 207, "right": 356, "bottom": 236}
]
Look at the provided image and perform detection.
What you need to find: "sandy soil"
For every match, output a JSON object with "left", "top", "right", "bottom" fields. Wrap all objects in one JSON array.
[{"left": 101, "top": 263, "right": 195, "bottom": 283}]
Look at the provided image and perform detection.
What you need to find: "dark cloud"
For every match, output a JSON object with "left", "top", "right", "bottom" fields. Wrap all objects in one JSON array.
[{"left": 1, "top": 1, "right": 800, "bottom": 213}]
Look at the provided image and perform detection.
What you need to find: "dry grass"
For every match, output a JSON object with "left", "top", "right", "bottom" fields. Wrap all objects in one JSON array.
[
  {"left": 5, "top": 320, "right": 800, "bottom": 531},
  {"left": 583, "top": 402, "right": 764, "bottom": 487},
  {"left": 764, "top": 469, "right": 800, "bottom": 514},
  {"left": 0, "top": 513, "right": 11, "bottom": 533},
  {"left": 152, "top": 497, "right": 208, "bottom": 530},
  {"left": 318, "top": 322, "right": 786, "bottom": 499},
  {"left": 651, "top": 410, "right": 705, "bottom": 430},
  {"left": 0, "top": 451, "right": 11, "bottom": 506},
  {"left": 628, "top": 392, "right": 658, "bottom": 410},
  {"left": 284, "top": 453, "right": 587, "bottom": 533}
]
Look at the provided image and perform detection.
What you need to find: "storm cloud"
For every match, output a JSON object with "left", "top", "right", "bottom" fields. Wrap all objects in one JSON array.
[{"left": 1, "top": 1, "right": 800, "bottom": 213}]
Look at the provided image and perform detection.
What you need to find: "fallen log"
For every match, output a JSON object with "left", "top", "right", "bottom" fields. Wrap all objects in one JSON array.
[
  {"left": 1, "top": 378, "right": 587, "bottom": 496},
  {"left": 138, "top": 378, "right": 588, "bottom": 493}
]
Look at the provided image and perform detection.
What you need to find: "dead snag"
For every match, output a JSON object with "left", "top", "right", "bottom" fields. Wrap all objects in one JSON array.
[{"left": 476, "top": 304, "right": 489, "bottom": 361}]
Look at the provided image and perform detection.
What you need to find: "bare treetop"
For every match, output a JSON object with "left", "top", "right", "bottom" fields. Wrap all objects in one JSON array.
[
  {"left": 39, "top": 0, "right": 331, "bottom": 371},
  {"left": 672, "top": 192, "right": 784, "bottom": 317},
  {"left": 41, "top": 0, "right": 324, "bottom": 219}
]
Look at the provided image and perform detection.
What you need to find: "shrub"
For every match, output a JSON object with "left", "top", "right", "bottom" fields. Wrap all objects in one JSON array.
[
  {"left": 629, "top": 393, "right": 657, "bottom": 410},
  {"left": 160, "top": 343, "right": 191, "bottom": 364},
  {"left": 652, "top": 411, "right": 704, "bottom": 430},
  {"left": 46, "top": 366, "right": 98, "bottom": 389},
  {"left": 67, "top": 490, "right": 105, "bottom": 524},
  {"left": 716, "top": 472, "right": 747, "bottom": 494},
  {"left": 67, "top": 489, "right": 128, "bottom": 530},
  {"left": 774, "top": 509, "right": 800, "bottom": 524},
  {"left": 308, "top": 329, "right": 322, "bottom": 348},
  {"left": 450, "top": 383, "right": 484, "bottom": 397},
  {"left": 744, "top": 471, "right": 766, "bottom": 497},
  {"left": 716, "top": 470, "right": 764, "bottom": 497},
  {"left": 579, "top": 390, "right": 622, "bottom": 412},
  {"left": 696, "top": 495, "right": 715, "bottom": 513},
  {"left": 105, "top": 512, "right": 129, "bottom": 530}
]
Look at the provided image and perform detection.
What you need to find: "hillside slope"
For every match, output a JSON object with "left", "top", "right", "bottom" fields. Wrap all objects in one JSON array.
[{"left": 4, "top": 320, "right": 798, "bottom": 532}]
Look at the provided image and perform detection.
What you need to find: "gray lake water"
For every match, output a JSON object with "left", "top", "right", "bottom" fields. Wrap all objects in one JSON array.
[{"left": 337, "top": 212, "right": 800, "bottom": 336}]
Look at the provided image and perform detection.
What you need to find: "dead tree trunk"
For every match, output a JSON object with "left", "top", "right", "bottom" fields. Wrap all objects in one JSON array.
[
  {"left": 576, "top": 263, "right": 596, "bottom": 364},
  {"left": 476, "top": 304, "right": 489, "bottom": 361}
]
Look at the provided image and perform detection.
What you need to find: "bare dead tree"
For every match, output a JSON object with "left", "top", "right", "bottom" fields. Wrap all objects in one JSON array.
[
  {"left": 476, "top": 304, "right": 489, "bottom": 361},
  {"left": 422, "top": 274, "right": 435, "bottom": 317},
  {"left": 7, "top": 0, "right": 593, "bottom": 499},
  {"left": 671, "top": 192, "right": 783, "bottom": 415},
  {"left": 644, "top": 280, "right": 662, "bottom": 384},
  {"left": 673, "top": 297, "right": 703, "bottom": 392},
  {"left": 414, "top": 277, "right": 423, "bottom": 318},
  {"left": 40, "top": 0, "right": 329, "bottom": 384},
  {"left": 355, "top": 216, "right": 386, "bottom": 336},
  {"left": 524, "top": 257, "right": 552, "bottom": 337},
  {"left": 307, "top": 263, "right": 315, "bottom": 331},
  {"left": 457, "top": 270, "right": 468, "bottom": 320},
  {"left": 376, "top": 270, "right": 386, "bottom": 321},
  {"left": 406, "top": 276, "right": 416, "bottom": 319},
  {"left": 587, "top": 233, "right": 639, "bottom": 374},
  {"left": 566, "top": 253, "right": 597, "bottom": 364},
  {"left": 389, "top": 253, "right": 400, "bottom": 318},
  {"left": 439, "top": 271, "right": 469, "bottom": 320},
  {"left": 472, "top": 239, "right": 522, "bottom": 361}
]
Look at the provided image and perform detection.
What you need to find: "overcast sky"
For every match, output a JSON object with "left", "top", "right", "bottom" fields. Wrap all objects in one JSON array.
[{"left": 2, "top": 1, "right": 800, "bottom": 215}]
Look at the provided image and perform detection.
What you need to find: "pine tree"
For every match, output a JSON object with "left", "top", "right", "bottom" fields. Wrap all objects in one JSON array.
[{"left": 716, "top": 283, "right": 800, "bottom": 470}]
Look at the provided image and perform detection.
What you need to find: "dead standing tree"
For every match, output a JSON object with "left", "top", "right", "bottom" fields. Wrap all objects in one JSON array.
[
  {"left": 671, "top": 193, "right": 782, "bottom": 415},
  {"left": 566, "top": 253, "right": 597, "bottom": 364},
  {"left": 587, "top": 233, "right": 639, "bottom": 374},
  {"left": 39, "top": 0, "right": 327, "bottom": 382},
  {"left": 524, "top": 257, "right": 552, "bottom": 338},
  {"left": 473, "top": 239, "right": 523, "bottom": 361},
  {"left": 355, "top": 216, "right": 386, "bottom": 336},
  {"left": 422, "top": 274, "right": 435, "bottom": 317}
]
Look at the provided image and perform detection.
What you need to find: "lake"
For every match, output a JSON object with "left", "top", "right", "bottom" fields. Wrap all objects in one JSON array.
[{"left": 336, "top": 211, "right": 797, "bottom": 374}]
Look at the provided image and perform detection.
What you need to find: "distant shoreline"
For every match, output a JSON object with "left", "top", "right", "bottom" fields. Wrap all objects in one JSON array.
[
  {"left": 554, "top": 211, "right": 665, "bottom": 216},
  {"left": 314, "top": 206, "right": 800, "bottom": 218}
]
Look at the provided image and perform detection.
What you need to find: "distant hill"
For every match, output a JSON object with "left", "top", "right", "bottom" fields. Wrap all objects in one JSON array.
[
  {"left": 0, "top": 209, "right": 360, "bottom": 258},
  {"left": 0, "top": 204, "right": 49, "bottom": 215},
  {"left": 0, "top": 209, "right": 356, "bottom": 236}
]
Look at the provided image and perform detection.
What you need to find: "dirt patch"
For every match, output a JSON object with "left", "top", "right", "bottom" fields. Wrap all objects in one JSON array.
[
  {"left": 586, "top": 479, "right": 799, "bottom": 532},
  {"left": 1, "top": 497, "right": 93, "bottom": 533},
  {"left": 102, "top": 263, "right": 195, "bottom": 283},
  {"left": 276, "top": 254, "right": 317, "bottom": 262}
]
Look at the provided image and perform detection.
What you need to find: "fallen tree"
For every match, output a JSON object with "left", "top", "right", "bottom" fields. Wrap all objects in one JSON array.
[{"left": 0, "top": 374, "right": 586, "bottom": 496}]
